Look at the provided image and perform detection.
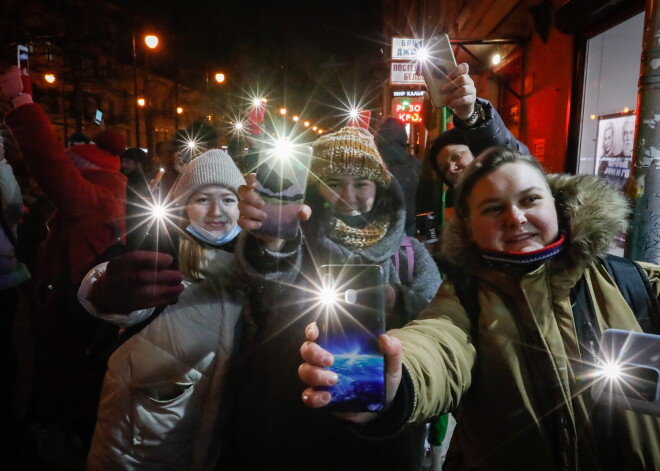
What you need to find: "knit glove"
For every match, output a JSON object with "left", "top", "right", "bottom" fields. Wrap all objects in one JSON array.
[
  {"left": 0, "top": 66, "right": 33, "bottom": 108},
  {"left": 90, "top": 250, "right": 185, "bottom": 314}
]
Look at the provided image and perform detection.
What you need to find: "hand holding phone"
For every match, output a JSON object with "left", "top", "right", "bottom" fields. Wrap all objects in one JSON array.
[
  {"left": 419, "top": 34, "right": 457, "bottom": 109},
  {"left": 17, "top": 45, "right": 29, "bottom": 76},
  {"left": 252, "top": 143, "right": 312, "bottom": 240},
  {"left": 299, "top": 318, "right": 404, "bottom": 420},
  {"left": 315, "top": 264, "right": 386, "bottom": 412}
]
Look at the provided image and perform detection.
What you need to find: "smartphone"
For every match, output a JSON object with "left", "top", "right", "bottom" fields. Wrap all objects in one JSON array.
[
  {"left": 253, "top": 143, "right": 312, "bottom": 239},
  {"left": 17, "top": 45, "right": 29, "bottom": 76},
  {"left": 348, "top": 109, "right": 371, "bottom": 130},
  {"left": 317, "top": 264, "right": 386, "bottom": 412},
  {"left": 419, "top": 34, "right": 457, "bottom": 109},
  {"left": 591, "top": 329, "right": 660, "bottom": 417},
  {"left": 94, "top": 109, "right": 103, "bottom": 125}
]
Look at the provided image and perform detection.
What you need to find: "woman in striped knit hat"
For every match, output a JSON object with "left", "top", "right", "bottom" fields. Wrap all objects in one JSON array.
[{"left": 231, "top": 125, "right": 441, "bottom": 470}]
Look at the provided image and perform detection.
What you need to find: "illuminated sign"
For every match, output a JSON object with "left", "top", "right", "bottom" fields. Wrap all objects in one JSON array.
[
  {"left": 391, "top": 62, "right": 424, "bottom": 85},
  {"left": 391, "top": 37, "right": 423, "bottom": 60},
  {"left": 391, "top": 97, "right": 424, "bottom": 123}
]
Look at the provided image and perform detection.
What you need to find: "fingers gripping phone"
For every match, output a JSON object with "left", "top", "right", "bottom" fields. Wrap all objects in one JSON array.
[
  {"left": 419, "top": 34, "right": 457, "bottom": 108},
  {"left": 17, "top": 45, "right": 29, "bottom": 76},
  {"left": 253, "top": 143, "right": 312, "bottom": 240},
  {"left": 317, "top": 264, "right": 386, "bottom": 412}
]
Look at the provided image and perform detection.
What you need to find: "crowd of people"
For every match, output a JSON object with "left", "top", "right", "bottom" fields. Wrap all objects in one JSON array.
[{"left": 0, "top": 52, "right": 659, "bottom": 471}]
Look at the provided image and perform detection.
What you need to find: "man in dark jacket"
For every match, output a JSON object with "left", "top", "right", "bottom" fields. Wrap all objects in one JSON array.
[
  {"left": 376, "top": 118, "right": 421, "bottom": 236},
  {"left": 426, "top": 96, "right": 529, "bottom": 188}
]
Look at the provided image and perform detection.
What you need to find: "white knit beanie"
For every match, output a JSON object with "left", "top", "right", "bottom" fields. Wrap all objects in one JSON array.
[{"left": 171, "top": 149, "right": 246, "bottom": 203}]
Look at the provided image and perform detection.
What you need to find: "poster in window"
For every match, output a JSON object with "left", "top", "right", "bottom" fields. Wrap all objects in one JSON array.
[{"left": 595, "top": 111, "right": 636, "bottom": 192}]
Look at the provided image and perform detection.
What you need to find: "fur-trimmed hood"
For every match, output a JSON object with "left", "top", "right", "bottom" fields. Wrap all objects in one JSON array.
[{"left": 440, "top": 173, "right": 630, "bottom": 275}]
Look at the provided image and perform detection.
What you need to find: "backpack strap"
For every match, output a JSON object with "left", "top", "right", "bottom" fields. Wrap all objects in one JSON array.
[
  {"left": 601, "top": 254, "right": 660, "bottom": 335},
  {"left": 391, "top": 236, "right": 416, "bottom": 285},
  {"left": 453, "top": 275, "right": 480, "bottom": 343}
]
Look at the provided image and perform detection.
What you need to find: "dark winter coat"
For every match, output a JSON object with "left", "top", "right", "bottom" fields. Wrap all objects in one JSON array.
[
  {"left": 229, "top": 175, "right": 441, "bottom": 471},
  {"left": 388, "top": 174, "right": 660, "bottom": 470},
  {"left": 376, "top": 118, "right": 421, "bottom": 236}
]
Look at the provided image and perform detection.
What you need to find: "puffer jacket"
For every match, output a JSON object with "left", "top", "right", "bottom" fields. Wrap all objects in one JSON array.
[
  {"left": 228, "top": 176, "right": 441, "bottom": 470},
  {"left": 0, "top": 157, "right": 29, "bottom": 289},
  {"left": 390, "top": 174, "right": 660, "bottom": 470},
  {"left": 81, "top": 249, "right": 244, "bottom": 471}
]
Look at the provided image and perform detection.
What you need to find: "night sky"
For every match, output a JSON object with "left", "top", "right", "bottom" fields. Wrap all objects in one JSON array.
[{"left": 130, "top": 0, "right": 385, "bottom": 127}]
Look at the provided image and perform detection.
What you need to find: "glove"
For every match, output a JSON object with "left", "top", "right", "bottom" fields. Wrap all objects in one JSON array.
[
  {"left": 0, "top": 66, "right": 33, "bottom": 108},
  {"left": 90, "top": 250, "right": 185, "bottom": 314}
]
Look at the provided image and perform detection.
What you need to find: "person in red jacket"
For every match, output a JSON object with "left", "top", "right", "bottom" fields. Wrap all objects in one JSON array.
[{"left": 1, "top": 66, "right": 127, "bottom": 467}]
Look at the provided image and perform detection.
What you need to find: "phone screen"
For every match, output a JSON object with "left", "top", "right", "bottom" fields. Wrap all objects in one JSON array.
[
  {"left": 94, "top": 109, "right": 103, "bottom": 125},
  {"left": 317, "top": 264, "right": 386, "bottom": 412},
  {"left": 419, "top": 34, "right": 457, "bottom": 108},
  {"left": 253, "top": 144, "right": 312, "bottom": 239},
  {"left": 17, "top": 45, "right": 29, "bottom": 76}
]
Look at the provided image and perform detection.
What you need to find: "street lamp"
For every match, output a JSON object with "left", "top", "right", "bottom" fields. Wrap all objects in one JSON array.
[
  {"left": 214, "top": 72, "right": 225, "bottom": 84},
  {"left": 292, "top": 115, "right": 299, "bottom": 122},
  {"left": 137, "top": 97, "right": 146, "bottom": 107},
  {"left": 279, "top": 107, "right": 287, "bottom": 116},
  {"left": 303, "top": 121, "right": 310, "bottom": 127},
  {"left": 44, "top": 73, "right": 56, "bottom": 84},
  {"left": 177, "top": 106, "right": 184, "bottom": 114},
  {"left": 144, "top": 35, "right": 159, "bottom": 49}
]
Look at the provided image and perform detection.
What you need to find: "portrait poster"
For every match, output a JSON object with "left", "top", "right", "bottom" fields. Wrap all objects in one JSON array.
[{"left": 595, "top": 111, "right": 636, "bottom": 192}]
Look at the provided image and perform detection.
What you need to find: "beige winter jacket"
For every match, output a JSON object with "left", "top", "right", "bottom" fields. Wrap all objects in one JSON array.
[{"left": 391, "top": 174, "right": 660, "bottom": 470}]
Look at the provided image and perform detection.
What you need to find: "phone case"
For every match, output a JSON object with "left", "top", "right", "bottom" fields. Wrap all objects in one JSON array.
[
  {"left": 318, "top": 264, "right": 386, "bottom": 412},
  {"left": 254, "top": 144, "right": 312, "bottom": 239},
  {"left": 591, "top": 329, "right": 660, "bottom": 416},
  {"left": 420, "top": 34, "right": 457, "bottom": 108}
]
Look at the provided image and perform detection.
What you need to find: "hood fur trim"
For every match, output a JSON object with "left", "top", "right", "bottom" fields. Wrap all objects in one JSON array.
[{"left": 440, "top": 173, "right": 630, "bottom": 273}]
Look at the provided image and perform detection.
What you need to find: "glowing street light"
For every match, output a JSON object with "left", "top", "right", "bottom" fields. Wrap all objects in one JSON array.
[
  {"left": 279, "top": 107, "right": 287, "bottom": 116},
  {"left": 214, "top": 72, "right": 225, "bottom": 83},
  {"left": 144, "top": 35, "right": 159, "bottom": 49},
  {"left": 317, "top": 129, "right": 323, "bottom": 134},
  {"left": 303, "top": 121, "right": 310, "bottom": 128},
  {"left": 176, "top": 106, "right": 184, "bottom": 114},
  {"left": 44, "top": 73, "right": 56, "bottom": 84},
  {"left": 137, "top": 97, "right": 146, "bottom": 107},
  {"left": 292, "top": 115, "right": 300, "bottom": 122},
  {"left": 312, "top": 126, "right": 318, "bottom": 131}
]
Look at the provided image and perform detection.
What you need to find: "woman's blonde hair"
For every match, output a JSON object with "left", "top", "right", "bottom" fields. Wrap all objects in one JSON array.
[{"left": 178, "top": 233, "right": 208, "bottom": 281}]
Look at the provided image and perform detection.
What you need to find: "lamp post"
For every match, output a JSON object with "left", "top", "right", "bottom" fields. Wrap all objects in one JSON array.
[
  {"left": 143, "top": 34, "right": 159, "bottom": 157},
  {"left": 44, "top": 73, "right": 69, "bottom": 143}
]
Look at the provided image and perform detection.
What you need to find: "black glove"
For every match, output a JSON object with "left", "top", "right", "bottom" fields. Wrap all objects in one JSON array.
[{"left": 90, "top": 250, "right": 184, "bottom": 314}]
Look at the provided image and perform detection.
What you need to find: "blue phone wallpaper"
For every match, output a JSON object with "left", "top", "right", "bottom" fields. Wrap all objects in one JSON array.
[{"left": 318, "top": 265, "right": 385, "bottom": 412}]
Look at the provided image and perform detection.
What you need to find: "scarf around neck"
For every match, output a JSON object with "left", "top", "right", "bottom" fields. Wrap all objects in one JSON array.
[{"left": 327, "top": 213, "right": 390, "bottom": 250}]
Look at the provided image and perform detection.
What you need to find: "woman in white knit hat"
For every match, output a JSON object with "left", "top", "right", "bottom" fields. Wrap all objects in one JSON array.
[
  {"left": 231, "top": 126, "right": 441, "bottom": 471},
  {"left": 81, "top": 149, "right": 246, "bottom": 470}
]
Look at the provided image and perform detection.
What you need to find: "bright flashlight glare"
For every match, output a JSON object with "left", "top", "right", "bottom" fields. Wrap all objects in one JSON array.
[
  {"left": 416, "top": 46, "right": 430, "bottom": 62},
  {"left": 349, "top": 108, "right": 359, "bottom": 119},
  {"left": 492, "top": 53, "right": 502, "bottom": 66},
  {"left": 151, "top": 203, "right": 167, "bottom": 220},
  {"left": 599, "top": 361, "right": 623, "bottom": 380},
  {"left": 320, "top": 285, "right": 338, "bottom": 306},
  {"left": 186, "top": 140, "right": 198, "bottom": 150},
  {"left": 272, "top": 138, "right": 293, "bottom": 159},
  {"left": 234, "top": 121, "right": 244, "bottom": 130}
]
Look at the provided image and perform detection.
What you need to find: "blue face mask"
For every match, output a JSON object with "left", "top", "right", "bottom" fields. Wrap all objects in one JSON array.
[{"left": 186, "top": 221, "right": 241, "bottom": 247}]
